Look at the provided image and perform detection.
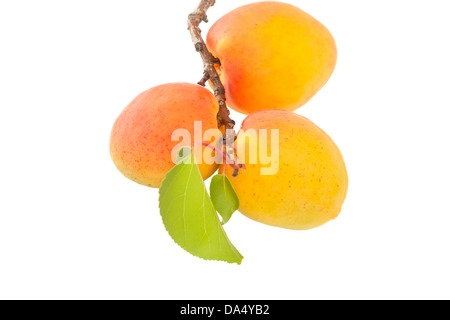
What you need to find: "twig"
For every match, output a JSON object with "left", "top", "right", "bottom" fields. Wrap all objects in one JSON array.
[
  {"left": 187, "top": 0, "right": 235, "bottom": 133},
  {"left": 199, "top": 142, "right": 240, "bottom": 171},
  {"left": 188, "top": 0, "right": 241, "bottom": 176},
  {"left": 197, "top": 71, "right": 210, "bottom": 87}
]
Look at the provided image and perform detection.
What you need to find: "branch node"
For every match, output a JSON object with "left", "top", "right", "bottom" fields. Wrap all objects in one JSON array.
[{"left": 195, "top": 42, "right": 203, "bottom": 52}]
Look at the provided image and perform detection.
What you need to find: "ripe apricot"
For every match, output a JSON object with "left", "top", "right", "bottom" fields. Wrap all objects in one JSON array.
[
  {"left": 223, "top": 110, "right": 348, "bottom": 230},
  {"left": 110, "top": 83, "right": 220, "bottom": 188},
  {"left": 206, "top": 1, "right": 337, "bottom": 114}
]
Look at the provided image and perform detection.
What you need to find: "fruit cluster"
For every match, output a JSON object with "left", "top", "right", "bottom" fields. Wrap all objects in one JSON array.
[{"left": 110, "top": 1, "right": 348, "bottom": 261}]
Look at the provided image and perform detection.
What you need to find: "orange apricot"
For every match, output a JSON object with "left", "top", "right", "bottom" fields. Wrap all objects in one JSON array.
[
  {"left": 206, "top": 1, "right": 337, "bottom": 114},
  {"left": 110, "top": 83, "right": 221, "bottom": 188},
  {"left": 223, "top": 110, "right": 348, "bottom": 230}
]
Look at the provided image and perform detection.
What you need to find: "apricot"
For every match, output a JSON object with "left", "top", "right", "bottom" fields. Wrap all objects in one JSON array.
[
  {"left": 223, "top": 110, "right": 348, "bottom": 230},
  {"left": 110, "top": 83, "right": 220, "bottom": 188},
  {"left": 206, "top": 1, "right": 337, "bottom": 114}
]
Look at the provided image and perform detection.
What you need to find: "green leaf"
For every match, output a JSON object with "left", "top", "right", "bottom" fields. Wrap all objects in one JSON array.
[
  {"left": 159, "top": 153, "right": 243, "bottom": 265},
  {"left": 210, "top": 174, "right": 240, "bottom": 225}
]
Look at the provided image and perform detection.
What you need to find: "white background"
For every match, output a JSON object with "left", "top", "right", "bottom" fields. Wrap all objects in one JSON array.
[{"left": 1, "top": 0, "right": 449, "bottom": 300}]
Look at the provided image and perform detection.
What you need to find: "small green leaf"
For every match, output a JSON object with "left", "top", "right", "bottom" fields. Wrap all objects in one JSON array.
[
  {"left": 159, "top": 153, "right": 243, "bottom": 264},
  {"left": 210, "top": 174, "right": 240, "bottom": 225}
]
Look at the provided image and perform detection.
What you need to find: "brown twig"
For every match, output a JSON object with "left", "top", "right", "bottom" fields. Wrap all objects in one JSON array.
[
  {"left": 188, "top": 0, "right": 241, "bottom": 175},
  {"left": 199, "top": 142, "right": 240, "bottom": 171},
  {"left": 197, "top": 71, "right": 210, "bottom": 87},
  {"left": 187, "top": 0, "right": 235, "bottom": 133}
]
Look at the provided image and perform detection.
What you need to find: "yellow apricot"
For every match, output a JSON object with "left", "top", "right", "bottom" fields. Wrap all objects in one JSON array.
[
  {"left": 224, "top": 110, "right": 348, "bottom": 230},
  {"left": 110, "top": 83, "right": 220, "bottom": 188},
  {"left": 206, "top": 1, "right": 337, "bottom": 114}
]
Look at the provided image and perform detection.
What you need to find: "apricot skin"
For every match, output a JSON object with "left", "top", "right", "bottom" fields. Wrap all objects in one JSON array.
[
  {"left": 224, "top": 110, "right": 348, "bottom": 230},
  {"left": 206, "top": 1, "right": 337, "bottom": 114},
  {"left": 110, "top": 83, "right": 219, "bottom": 188}
]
